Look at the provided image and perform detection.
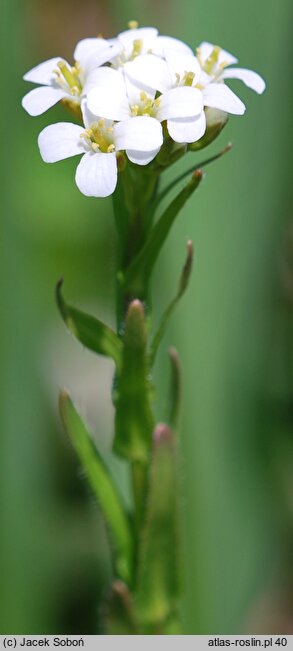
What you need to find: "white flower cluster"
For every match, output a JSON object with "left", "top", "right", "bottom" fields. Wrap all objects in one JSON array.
[{"left": 22, "top": 24, "right": 265, "bottom": 198}]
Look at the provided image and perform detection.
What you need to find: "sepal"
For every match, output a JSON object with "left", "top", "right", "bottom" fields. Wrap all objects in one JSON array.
[{"left": 189, "top": 107, "right": 228, "bottom": 151}]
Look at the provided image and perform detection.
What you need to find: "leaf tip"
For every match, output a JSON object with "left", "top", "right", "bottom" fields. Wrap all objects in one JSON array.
[
  {"left": 59, "top": 389, "right": 71, "bottom": 417},
  {"left": 193, "top": 168, "right": 203, "bottom": 180},
  {"left": 56, "top": 276, "right": 64, "bottom": 290}
]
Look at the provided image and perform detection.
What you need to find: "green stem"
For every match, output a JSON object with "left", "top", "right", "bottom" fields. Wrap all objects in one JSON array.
[
  {"left": 113, "top": 166, "right": 159, "bottom": 327},
  {"left": 131, "top": 461, "right": 148, "bottom": 533}
]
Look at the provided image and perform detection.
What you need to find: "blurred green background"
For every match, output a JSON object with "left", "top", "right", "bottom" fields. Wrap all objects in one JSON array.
[{"left": 1, "top": 0, "right": 292, "bottom": 635}]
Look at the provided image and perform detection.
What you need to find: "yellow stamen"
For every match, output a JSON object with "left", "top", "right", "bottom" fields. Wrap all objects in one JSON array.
[
  {"left": 90, "top": 122, "right": 114, "bottom": 152},
  {"left": 205, "top": 46, "right": 221, "bottom": 74},
  {"left": 131, "top": 39, "right": 143, "bottom": 59},
  {"left": 183, "top": 71, "right": 195, "bottom": 86},
  {"left": 107, "top": 144, "right": 115, "bottom": 153},
  {"left": 128, "top": 20, "right": 139, "bottom": 29},
  {"left": 57, "top": 61, "right": 82, "bottom": 92},
  {"left": 131, "top": 104, "right": 139, "bottom": 116}
]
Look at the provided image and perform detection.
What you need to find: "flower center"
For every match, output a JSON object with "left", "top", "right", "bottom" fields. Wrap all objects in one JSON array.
[
  {"left": 183, "top": 71, "right": 195, "bottom": 86},
  {"left": 197, "top": 46, "right": 229, "bottom": 78},
  {"left": 54, "top": 61, "right": 83, "bottom": 96},
  {"left": 81, "top": 120, "right": 115, "bottom": 153},
  {"left": 130, "top": 91, "right": 160, "bottom": 117},
  {"left": 174, "top": 70, "right": 196, "bottom": 88}
]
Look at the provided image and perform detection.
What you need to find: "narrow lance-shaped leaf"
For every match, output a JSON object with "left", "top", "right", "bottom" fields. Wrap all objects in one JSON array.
[
  {"left": 134, "top": 423, "right": 181, "bottom": 629},
  {"left": 149, "top": 240, "right": 194, "bottom": 366},
  {"left": 56, "top": 279, "right": 122, "bottom": 368},
  {"left": 124, "top": 171, "right": 202, "bottom": 298},
  {"left": 113, "top": 300, "right": 154, "bottom": 463},
  {"left": 168, "top": 347, "right": 181, "bottom": 433},
  {"left": 59, "top": 391, "right": 133, "bottom": 584}
]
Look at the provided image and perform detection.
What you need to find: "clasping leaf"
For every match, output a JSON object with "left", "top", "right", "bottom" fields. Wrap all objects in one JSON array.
[
  {"left": 59, "top": 391, "right": 134, "bottom": 584},
  {"left": 56, "top": 279, "right": 122, "bottom": 368},
  {"left": 134, "top": 423, "right": 181, "bottom": 628}
]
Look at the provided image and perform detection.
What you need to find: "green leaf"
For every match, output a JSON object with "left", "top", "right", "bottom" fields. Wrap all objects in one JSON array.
[
  {"left": 56, "top": 279, "right": 122, "bottom": 368},
  {"left": 124, "top": 171, "right": 202, "bottom": 298},
  {"left": 59, "top": 391, "right": 133, "bottom": 584},
  {"left": 168, "top": 347, "right": 181, "bottom": 432},
  {"left": 149, "top": 240, "right": 193, "bottom": 366},
  {"left": 113, "top": 300, "right": 154, "bottom": 463},
  {"left": 134, "top": 423, "right": 181, "bottom": 627},
  {"left": 103, "top": 581, "right": 139, "bottom": 634}
]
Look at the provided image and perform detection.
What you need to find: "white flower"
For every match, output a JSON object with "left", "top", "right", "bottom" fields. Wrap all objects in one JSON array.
[
  {"left": 124, "top": 51, "right": 206, "bottom": 143},
  {"left": 87, "top": 67, "right": 203, "bottom": 145},
  {"left": 124, "top": 43, "right": 265, "bottom": 143},
  {"left": 22, "top": 38, "right": 120, "bottom": 116},
  {"left": 37, "top": 102, "right": 163, "bottom": 197},
  {"left": 196, "top": 41, "right": 266, "bottom": 94},
  {"left": 109, "top": 24, "right": 193, "bottom": 69}
]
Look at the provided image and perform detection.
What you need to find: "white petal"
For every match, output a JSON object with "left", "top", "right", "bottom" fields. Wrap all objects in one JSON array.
[
  {"left": 38, "top": 123, "right": 86, "bottom": 162},
  {"left": 22, "top": 86, "right": 67, "bottom": 116},
  {"left": 164, "top": 49, "right": 201, "bottom": 84},
  {"left": 81, "top": 99, "right": 98, "bottom": 129},
  {"left": 153, "top": 36, "right": 194, "bottom": 57},
  {"left": 87, "top": 85, "right": 130, "bottom": 121},
  {"left": 221, "top": 67, "right": 266, "bottom": 94},
  {"left": 23, "top": 57, "right": 64, "bottom": 85},
  {"left": 114, "top": 116, "right": 163, "bottom": 152},
  {"left": 81, "top": 98, "right": 114, "bottom": 131},
  {"left": 124, "top": 55, "right": 171, "bottom": 93},
  {"left": 198, "top": 41, "right": 238, "bottom": 66},
  {"left": 126, "top": 148, "right": 161, "bottom": 165},
  {"left": 83, "top": 42, "right": 122, "bottom": 72},
  {"left": 83, "top": 66, "right": 125, "bottom": 95},
  {"left": 74, "top": 37, "right": 110, "bottom": 62},
  {"left": 118, "top": 27, "right": 158, "bottom": 55},
  {"left": 75, "top": 151, "right": 117, "bottom": 197},
  {"left": 167, "top": 111, "right": 206, "bottom": 143},
  {"left": 124, "top": 75, "right": 156, "bottom": 106},
  {"left": 203, "top": 83, "right": 245, "bottom": 115},
  {"left": 156, "top": 86, "right": 203, "bottom": 121}
]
